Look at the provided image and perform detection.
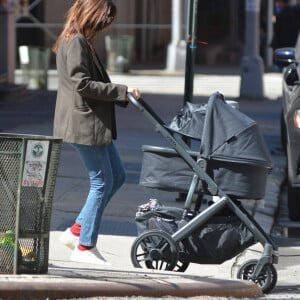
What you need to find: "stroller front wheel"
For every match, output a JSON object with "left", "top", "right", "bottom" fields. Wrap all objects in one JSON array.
[
  {"left": 237, "top": 259, "right": 277, "bottom": 293},
  {"left": 131, "top": 230, "right": 178, "bottom": 271}
]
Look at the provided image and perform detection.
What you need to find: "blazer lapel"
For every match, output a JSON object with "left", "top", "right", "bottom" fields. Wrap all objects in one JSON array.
[{"left": 91, "top": 48, "right": 111, "bottom": 83}]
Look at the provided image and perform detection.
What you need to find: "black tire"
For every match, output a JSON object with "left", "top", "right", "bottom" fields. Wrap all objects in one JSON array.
[
  {"left": 175, "top": 251, "right": 190, "bottom": 272},
  {"left": 146, "top": 255, "right": 190, "bottom": 272},
  {"left": 174, "top": 261, "right": 189, "bottom": 272},
  {"left": 131, "top": 230, "right": 178, "bottom": 271},
  {"left": 287, "top": 185, "right": 300, "bottom": 221},
  {"left": 237, "top": 259, "right": 277, "bottom": 294}
]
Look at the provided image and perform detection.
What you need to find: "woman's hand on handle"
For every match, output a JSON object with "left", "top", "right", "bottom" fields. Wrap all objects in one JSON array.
[{"left": 128, "top": 88, "right": 141, "bottom": 100}]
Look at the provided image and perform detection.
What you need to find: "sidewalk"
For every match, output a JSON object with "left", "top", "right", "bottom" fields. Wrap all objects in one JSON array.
[{"left": 0, "top": 68, "right": 286, "bottom": 299}]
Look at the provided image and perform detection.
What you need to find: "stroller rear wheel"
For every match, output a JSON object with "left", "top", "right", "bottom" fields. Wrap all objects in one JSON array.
[
  {"left": 237, "top": 259, "right": 277, "bottom": 293},
  {"left": 145, "top": 256, "right": 189, "bottom": 272},
  {"left": 131, "top": 230, "right": 178, "bottom": 271},
  {"left": 174, "top": 251, "right": 190, "bottom": 272},
  {"left": 146, "top": 251, "right": 190, "bottom": 272}
]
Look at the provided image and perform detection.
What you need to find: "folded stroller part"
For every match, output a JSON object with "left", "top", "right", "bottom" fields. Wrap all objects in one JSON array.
[{"left": 127, "top": 92, "right": 279, "bottom": 294}]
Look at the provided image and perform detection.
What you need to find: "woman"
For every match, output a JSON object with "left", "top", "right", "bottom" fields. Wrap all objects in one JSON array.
[{"left": 52, "top": 0, "right": 141, "bottom": 266}]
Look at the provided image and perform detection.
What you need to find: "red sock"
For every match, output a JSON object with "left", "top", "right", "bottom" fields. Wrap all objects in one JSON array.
[
  {"left": 70, "top": 223, "right": 81, "bottom": 237},
  {"left": 78, "top": 244, "right": 94, "bottom": 251}
]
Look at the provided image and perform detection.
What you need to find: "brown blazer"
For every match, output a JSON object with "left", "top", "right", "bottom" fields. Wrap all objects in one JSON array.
[{"left": 53, "top": 34, "right": 128, "bottom": 146}]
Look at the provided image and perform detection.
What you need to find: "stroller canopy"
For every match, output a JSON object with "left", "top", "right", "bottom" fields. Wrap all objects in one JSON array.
[{"left": 200, "top": 92, "right": 273, "bottom": 168}]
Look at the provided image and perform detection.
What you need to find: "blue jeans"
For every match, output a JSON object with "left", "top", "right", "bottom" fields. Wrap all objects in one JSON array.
[{"left": 71, "top": 142, "right": 125, "bottom": 246}]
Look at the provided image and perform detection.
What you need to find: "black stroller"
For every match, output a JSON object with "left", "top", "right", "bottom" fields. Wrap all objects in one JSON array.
[{"left": 128, "top": 92, "right": 278, "bottom": 293}]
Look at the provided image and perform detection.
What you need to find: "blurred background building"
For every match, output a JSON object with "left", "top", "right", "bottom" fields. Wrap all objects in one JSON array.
[{"left": 5, "top": 0, "right": 300, "bottom": 71}]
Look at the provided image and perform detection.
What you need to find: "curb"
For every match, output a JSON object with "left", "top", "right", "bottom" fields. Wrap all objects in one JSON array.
[{"left": 0, "top": 275, "right": 262, "bottom": 299}]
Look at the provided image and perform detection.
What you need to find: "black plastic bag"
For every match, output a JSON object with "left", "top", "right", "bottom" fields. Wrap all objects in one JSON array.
[
  {"left": 135, "top": 204, "right": 254, "bottom": 265},
  {"left": 167, "top": 101, "right": 206, "bottom": 141}
]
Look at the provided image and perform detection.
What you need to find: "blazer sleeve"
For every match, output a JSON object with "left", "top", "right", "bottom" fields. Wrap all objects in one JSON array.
[{"left": 66, "top": 35, "right": 128, "bottom": 102}]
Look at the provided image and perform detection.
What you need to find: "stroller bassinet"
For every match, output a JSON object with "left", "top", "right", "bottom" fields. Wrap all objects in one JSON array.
[
  {"left": 128, "top": 92, "right": 278, "bottom": 294},
  {"left": 140, "top": 92, "right": 272, "bottom": 200}
]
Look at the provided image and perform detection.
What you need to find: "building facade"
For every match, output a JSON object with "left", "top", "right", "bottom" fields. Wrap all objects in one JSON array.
[{"left": 13, "top": 0, "right": 300, "bottom": 69}]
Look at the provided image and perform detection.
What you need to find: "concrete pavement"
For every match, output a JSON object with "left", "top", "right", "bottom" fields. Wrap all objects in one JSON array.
[{"left": 0, "top": 67, "right": 289, "bottom": 299}]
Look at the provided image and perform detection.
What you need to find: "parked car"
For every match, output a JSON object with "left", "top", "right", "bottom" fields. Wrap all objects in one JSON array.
[{"left": 273, "top": 36, "right": 300, "bottom": 221}]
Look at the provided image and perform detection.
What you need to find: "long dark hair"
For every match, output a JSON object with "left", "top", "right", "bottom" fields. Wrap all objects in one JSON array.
[{"left": 52, "top": 0, "right": 116, "bottom": 53}]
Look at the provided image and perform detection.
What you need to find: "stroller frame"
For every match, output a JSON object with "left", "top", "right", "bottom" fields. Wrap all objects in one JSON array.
[{"left": 128, "top": 93, "right": 278, "bottom": 293}]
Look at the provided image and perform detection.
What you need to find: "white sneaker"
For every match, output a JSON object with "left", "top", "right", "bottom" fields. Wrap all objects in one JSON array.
[
  {"left": 59, "top": 228, "right": 79, "bottom": 250},
  {"left": 70, "top": 247, "right": 111, "bottom": 266}
]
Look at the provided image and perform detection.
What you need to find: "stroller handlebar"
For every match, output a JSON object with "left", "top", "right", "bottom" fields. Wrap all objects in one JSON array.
[
  {"left": 127, "top": 92, "right": 165, "bottom": 126},
  {"left": 127, "top": 92, "right": 140, "bottom": 108}
]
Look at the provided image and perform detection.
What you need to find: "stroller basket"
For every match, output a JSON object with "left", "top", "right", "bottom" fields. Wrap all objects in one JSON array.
[{"left": 135, "top": 206, "right": 254, "bottom": 265}]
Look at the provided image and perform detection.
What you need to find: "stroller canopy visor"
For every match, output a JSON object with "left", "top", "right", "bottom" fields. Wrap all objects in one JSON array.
[{"left": 200, "top": 92, "right": 273, "bottom": 168}]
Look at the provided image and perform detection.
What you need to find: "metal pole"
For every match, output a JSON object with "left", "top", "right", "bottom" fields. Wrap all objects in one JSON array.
[
  {"left": 171, "top": 0, "right": 181, "bottom": 45},
  {"left": 166, "top": 0, "right": 186, "bottom": 71},
  {"left": 266, "top": 0, "right": 274, "bottom": 68},
  {"left": 240, "top": 0, "right": 264, "bottom": 99},
  {"left": 0, "top": 4, "right": 16, "bottom": 84},
  {"left": 177, "top": 0, "right": 197, "bottom": 202},
  {"left": 141, "top": 0, "right": 148, "bottom": 62},
  {"left": 184, "top": 0, "right": 198, "bottom": 104}
]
